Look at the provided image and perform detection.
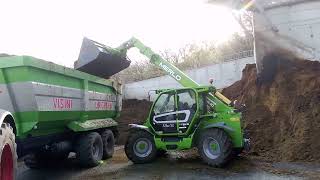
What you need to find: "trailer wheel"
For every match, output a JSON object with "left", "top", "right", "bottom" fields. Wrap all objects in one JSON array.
[
  {"left": 76, "top": 132, "right": 103, "bottom": 167},
  {"left": 100, "top": 129, "right": 115, "bottom": 159},
  {"left": 125, "top": 130, "right": 157, "bottom": 164},
  {"left": 197, "top": 128, "right": 233, "bottom": 167},
  {"left": 0, "top": 123, "right": 16, "bottom": 180},
  {"left": 24, "top": 153, "right": 44, "bottom": 169}
]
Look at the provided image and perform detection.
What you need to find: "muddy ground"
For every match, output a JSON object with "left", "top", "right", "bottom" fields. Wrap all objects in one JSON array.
[{"left": 17, "top": 147, "right": 320, "bottom": 180}]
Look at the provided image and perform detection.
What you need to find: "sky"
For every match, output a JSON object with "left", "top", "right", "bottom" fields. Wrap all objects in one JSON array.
[{"left": 0, "top": 0, "right": 241, "bottom": 67}]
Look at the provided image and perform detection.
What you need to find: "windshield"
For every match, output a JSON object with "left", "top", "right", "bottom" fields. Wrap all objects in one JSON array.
[{"left": 153, "top": 92, "right": 175, "bottom": 115}]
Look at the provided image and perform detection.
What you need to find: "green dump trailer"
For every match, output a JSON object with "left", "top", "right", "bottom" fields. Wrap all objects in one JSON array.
[{"left": 0, "top": 55, "right": 124, "bottom": 168}]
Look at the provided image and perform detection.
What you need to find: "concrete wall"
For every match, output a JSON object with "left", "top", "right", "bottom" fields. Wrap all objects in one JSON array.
[
  {"left": 124, "top": 57, "right": 254, "bottom": 100},
  {"left": 253, "top": 1, "right": 320, "bottom": 65}
]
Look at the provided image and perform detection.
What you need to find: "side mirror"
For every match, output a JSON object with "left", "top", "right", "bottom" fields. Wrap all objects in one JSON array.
[{"left": 148, "top": 90, "right": 157, "bottom": 101}]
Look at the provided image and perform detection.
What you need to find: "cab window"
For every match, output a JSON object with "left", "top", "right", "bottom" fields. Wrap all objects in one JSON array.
[
  {"left": 153, "top": 92, "right": 175, "bottom": 115},
  {"left": 177, "top": 90, "right": 196, "bottom": 111}
]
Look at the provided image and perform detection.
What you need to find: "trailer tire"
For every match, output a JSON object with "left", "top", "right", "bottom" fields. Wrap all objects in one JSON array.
[
  {"left": 24, "top": 153, "right": 44, "bottom": 169},
  {"left": 125, "top": 130, "right": 157, "bottom": 164},
  {"left": 0, "top": 123, "right": 17, "bottom": 179},
  {"left": 76, "top": 132, "right": 103, "bottom": 167},
  {"left": 197, "top": 128, "right": 233, "bottom": 167},
  {"left": 101, "top": 129, "right": 115, "bottom": 160}
]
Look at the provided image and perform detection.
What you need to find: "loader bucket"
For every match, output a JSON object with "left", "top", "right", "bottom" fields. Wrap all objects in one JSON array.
[{"left": 75, "top": 37, "right": 131, "bottom": 78}]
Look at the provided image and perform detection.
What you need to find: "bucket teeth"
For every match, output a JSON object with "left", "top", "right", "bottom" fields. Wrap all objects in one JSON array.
[{"left": 75, "top": 38, "right": 131, "bottom": 78}]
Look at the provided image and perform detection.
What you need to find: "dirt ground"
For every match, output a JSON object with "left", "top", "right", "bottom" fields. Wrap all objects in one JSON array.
[{"left": 17, "top": 147, "right": 320, "bottom": 180}]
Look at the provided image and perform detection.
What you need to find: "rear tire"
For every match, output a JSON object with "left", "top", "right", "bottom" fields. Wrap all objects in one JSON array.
[
  {"left": 75, "top": 132, "right": 103, "bottom": 167},
  {"left": 0, "top": 123, "right": 17, "bottom": 180},
  {"left": 197, "top": 128, "right": 233, "bottom": 167},
  {"left": 125, "top": 130, "right": 157, "bottom": 164},
  {"left": 101, "top": 129, "right": 115, "bottom": 160},
  {"left": 24, "top": 153, "right": 45, "bottom": 169}
]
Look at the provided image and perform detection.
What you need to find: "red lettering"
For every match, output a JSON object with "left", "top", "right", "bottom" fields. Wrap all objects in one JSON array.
[
  {"left": 70, "top": 99, "right": 72, "bottom": 109},
  {"left": 53, "top": 98, "right": 57, "bottom": 108},
  {"left": 65, "top": 99, "right": 70, "bottom": 109},
  {"left": 94, "top": 101, "right": 113, "bottom": 110},
  {"left": 53, "top": 98, "right": 73, "bottom": 110}
]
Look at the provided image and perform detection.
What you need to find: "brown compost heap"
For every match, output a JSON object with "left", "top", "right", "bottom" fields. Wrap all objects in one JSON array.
[{"left": 223, "top": 54, "right": 320, "bottom": 162}]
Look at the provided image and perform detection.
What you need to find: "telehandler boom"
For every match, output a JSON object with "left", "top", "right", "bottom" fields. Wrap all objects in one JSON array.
[{"left": 116, "top": 37, "right": 232, "bottom": 105}]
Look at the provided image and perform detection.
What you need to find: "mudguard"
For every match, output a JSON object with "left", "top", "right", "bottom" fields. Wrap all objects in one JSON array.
[
  {"left": 204, "top": 122, "right": 234, "bottom": 132},
  {"left": 128, "top": 124, "right": 152, "bottom": 134}
]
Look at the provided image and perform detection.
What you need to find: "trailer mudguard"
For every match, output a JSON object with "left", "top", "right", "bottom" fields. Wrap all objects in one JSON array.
[{"left": 67, "top": 118, "right": 118, "bottom": 132}]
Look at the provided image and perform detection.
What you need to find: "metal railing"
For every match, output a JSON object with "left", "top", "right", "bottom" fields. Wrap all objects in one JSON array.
[{"left": 222, "top": 50, "right": 254, "bottom": 62}]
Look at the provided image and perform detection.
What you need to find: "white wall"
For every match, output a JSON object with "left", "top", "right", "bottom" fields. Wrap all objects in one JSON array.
[
  {"left": 271, "top": 1, "right": 320, "bottom": 60},
  {"left": 124, "top": 57, "right": 254, "bottom": 100},
  {"left": 253, "top": 0, "right": 320, "bottom": 67}
]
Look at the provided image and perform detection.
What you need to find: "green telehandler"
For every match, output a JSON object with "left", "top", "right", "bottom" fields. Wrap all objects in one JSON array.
[{"left": 79, "top": 37, "right": 250, "bottom": 167}]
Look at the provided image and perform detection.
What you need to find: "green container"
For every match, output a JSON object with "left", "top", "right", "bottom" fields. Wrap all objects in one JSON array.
[{"left": 0, "top": 55, "right": 122, "bottom": 138}]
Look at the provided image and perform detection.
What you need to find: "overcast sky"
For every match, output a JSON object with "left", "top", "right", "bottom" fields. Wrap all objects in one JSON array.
[{"left": 0, "top": 0, "right": 241, "bottom": 67}]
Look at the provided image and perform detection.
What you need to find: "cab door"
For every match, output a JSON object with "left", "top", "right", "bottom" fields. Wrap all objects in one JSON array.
[
  {"left": 151, "top": 91, "right": 178, "bottom": 133},
  {"left": 176, "top": 89, "right": 197, "bottom": 133}
]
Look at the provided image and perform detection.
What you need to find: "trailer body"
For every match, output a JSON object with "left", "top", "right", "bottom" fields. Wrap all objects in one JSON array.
[{"left": 0, "top": 55, "right": 122, "bottom": 157}]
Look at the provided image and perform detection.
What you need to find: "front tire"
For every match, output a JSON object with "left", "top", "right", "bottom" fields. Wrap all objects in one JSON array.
[
  {"left": 124, "top": 130, "right": 157, "bottom": 164},
  {"left": 75, "top": 132, "right": 103, "bottom": 167},
  {"left": 197, "top": 128, "right": 233, "bottom": 167}
]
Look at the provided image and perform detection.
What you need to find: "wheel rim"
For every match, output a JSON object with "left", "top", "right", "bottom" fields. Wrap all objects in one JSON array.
[
  {"left": 133, "top": 138, "right": 152, "bottom": 158},
  {"left": 1, "top": 144, "right": 14, "bottom": 180},
  {"left": 92, "top": 140, "right": 100, "bottom": 159},
  {"left": 203, "top": 137, "right": 221, "bottom": 160}
]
